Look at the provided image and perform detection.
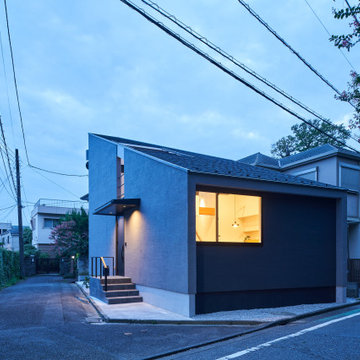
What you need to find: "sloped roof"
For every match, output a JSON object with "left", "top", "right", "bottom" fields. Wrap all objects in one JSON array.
[
  {"left": 279, "top": 144, "right": 336, "bottom": 166},
  {"left": 238, "top": 152, "right": 280, "bottom": 169},
  {"left": 95, "top": 134, "right": 341, "bottom": 190},
  {"left": 241, "top": 144, "right": 360, "bottom": 168}
]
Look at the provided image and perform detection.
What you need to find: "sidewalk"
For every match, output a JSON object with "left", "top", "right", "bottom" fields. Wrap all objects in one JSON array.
[{"left": 76, "top": 282, "right": 360, "bottom": 325}]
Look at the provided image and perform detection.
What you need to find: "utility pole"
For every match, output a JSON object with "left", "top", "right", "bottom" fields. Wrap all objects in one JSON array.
[{"left": 15, "top": 149, "right": 25, "bottom": 278}]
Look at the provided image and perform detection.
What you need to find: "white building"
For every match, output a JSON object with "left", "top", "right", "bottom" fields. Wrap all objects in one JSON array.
[
  {"left": 31, "top": 199, "right": 87, "bottom": 255},
  {"left": 0, "top": 224, "right": 27, "bottom": 252}
]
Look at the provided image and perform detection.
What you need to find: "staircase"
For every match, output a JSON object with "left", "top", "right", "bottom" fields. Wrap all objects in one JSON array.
[{"left": 90, "top": 276, "right": 143, "bottom": 305}]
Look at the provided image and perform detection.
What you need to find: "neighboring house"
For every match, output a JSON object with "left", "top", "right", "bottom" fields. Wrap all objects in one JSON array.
[
  {"left": 239, "top": 144, "right": 360, "bottom": 261},
  {"left": 0, "top": 224, "right": 29, "bottom": 252},
  {"left": 31, "top": 199, "right": 87, "bottom": 255},
  {"left": 88, "top": 134, "right": 347, "bottom": 316}
]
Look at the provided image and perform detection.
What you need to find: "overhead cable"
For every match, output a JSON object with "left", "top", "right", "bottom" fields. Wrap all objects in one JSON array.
[
  {"left": 303, "top": 0, "right": 356, "bottom": 71},
  {"left": 345, "top": 0, "right": 360, "bottom": 24},
  {"left": 2, "top": 0, "right": 88, "bottom": 178},
  {"left": 3, "top": 0, "right": 29, "bottom": 163},
  {"left": 236, "top": 0, "right": 355, "bottom": 108},
  {"left": 0, "top": 116, "right": 16, "bottom": 193},
  {"left": 141, "top": 0, "right": 359, "bottom": 144},
  {"left": 118, "top": 0, "right": 360, "bottom": 154}
]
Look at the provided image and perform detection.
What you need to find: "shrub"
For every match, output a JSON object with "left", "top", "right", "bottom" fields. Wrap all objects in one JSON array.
[{"left": 0, "top": 249, "right": 20, "bottom": 290}]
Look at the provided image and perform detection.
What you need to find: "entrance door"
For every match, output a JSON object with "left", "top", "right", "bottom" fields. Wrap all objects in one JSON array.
[{"left": 116, "top": 216, "right": 125, "bottom": 275}]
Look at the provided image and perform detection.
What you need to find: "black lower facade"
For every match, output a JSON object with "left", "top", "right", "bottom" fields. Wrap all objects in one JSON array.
[
  {"left": 196, "top": 190, "right": 337, "bottom": 314},
  {"left": 195, "top": 287, "right": 335, "bottom": 314}
]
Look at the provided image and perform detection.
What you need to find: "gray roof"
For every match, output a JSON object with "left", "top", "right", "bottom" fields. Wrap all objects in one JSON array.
[
  {"left": 96, "top": 134, "right": 342, "bottom": 190},
  {"left": 241, "top": 144, "right": 360, "bottom": 169},
  {"left": 238, "top": 152, "right": 280, "bottom": 169},
  {"left": 279, "top": 144, "right": 336, "bottom": 166}
]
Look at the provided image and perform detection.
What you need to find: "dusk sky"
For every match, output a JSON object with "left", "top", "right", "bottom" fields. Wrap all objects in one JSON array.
[{"left": 0, "top": 0, "right": 359, "bottom": 225}]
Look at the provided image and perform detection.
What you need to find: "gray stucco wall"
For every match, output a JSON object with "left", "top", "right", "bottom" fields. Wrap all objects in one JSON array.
[
  {"left": 124, "top": 149, "right": 190, "bottom": 294},
  {"left": 284, "top": 156, "right": 338, "bottom": 186},
  {"left": 88, "top": 134, "right": 118, "bottom": 273}
]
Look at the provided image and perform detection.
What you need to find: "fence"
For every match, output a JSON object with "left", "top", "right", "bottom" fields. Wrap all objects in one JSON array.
[{"left": 349, "top": 259, "right": 360, "bottom": 283}]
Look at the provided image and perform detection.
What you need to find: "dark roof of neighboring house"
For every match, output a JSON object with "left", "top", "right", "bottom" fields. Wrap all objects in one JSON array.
[
  {"left": 238, "top": 152, "right": 280, "bottom": 169},
  {"left": 95, "top": 134, "right": 342, "bottom": 190},
  {"left": 240, "top": 144, "right": 360, "bottom": 169},
  {"left": 3, "top": 226, "right": 29, "bottom": 236},
  {"left": 279, "top": 144, "right": 336, "bottom": 166}
]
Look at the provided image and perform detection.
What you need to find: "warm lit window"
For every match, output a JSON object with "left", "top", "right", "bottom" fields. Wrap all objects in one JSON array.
[{"left": 196, "top": 191, "right": 261, "bottom": 243}]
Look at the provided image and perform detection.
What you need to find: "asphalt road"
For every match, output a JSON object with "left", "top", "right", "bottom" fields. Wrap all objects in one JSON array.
[
  {"left": 0, "top": 275, "right": 253, "bottom": 360},
  {"left": 165, "top": 304, "right": 360, "bottom": 360}
]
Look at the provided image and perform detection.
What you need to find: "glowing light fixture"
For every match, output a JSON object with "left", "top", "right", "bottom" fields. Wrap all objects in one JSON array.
[
  {"left": 232, "top": 220, "right": 240, "bottom": 228},
  {"left": 232, "top": 195, "right": 239, "bottom": 228}
]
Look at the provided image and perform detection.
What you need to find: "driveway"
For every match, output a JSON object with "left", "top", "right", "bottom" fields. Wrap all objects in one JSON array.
[{"left": 0, "top": 275, "right": 251, "bottom": 359}]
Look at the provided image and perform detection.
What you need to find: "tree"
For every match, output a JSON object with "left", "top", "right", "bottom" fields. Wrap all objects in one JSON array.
[
  {"left": 271, "top": 119, "right": 351, "bottom": 158},
  {"left": 330, "top": 1, "right": 360, "bottom": 138},
  {"left": 49, "top": 208, "right": 88, "bottom": 257},
  {"left": 23, "top": 227, "right": 38, "bottom": 256}
]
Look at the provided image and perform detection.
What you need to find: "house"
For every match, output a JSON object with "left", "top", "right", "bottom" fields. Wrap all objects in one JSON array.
[
  {"left": 88, "top": 134, "right": 347, "bottom": 316},
  {"left": 0, "top": 224, "right": 28, "bottom": 252},
  {"left": 239, "top": 144, "right": 360, "bottom": 267},
  {"left": 31, "top": 199, "right": 87, "bottom": 255}
]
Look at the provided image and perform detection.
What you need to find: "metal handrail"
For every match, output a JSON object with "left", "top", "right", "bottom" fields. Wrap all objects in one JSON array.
[{"left": 90, "top": 256, "right": 115, "bottom": 292}]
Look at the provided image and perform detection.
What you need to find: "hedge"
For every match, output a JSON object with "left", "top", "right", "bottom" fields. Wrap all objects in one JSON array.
[{"left": 0, "top": 248, "right": 20, "bottom": 290}]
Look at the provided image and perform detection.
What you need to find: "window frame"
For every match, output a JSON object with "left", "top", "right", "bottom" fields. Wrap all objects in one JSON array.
[
  {"left": 195, "top": 187, "right": 263, "bottom": 247},
  {"left": 339, "top": 163, "right": 360, "bottom": 191},
  {"left": 43, "top": 218, "right": 60, "bottom": 229}
]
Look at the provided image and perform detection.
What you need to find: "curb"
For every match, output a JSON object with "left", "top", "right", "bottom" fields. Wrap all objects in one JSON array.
[
  {"left": 144, "top": 300, "right": 360, "bottom": 360},
  {"left": 76, "top": 283, "right": 360, "bottom": 358},
  {"left": 75, "top": 282, "right": 109, "bottom": 322},
  {"left": 77, "top": 281, "right": 360, "bottom": 326}
]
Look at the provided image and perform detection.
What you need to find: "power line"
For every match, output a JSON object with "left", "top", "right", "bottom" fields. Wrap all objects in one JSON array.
[
  {"left": 0, "top": 171, "right": 15, "bottom": 200},
  {"left": 0, "top": 115, "right": 16, "bottom": 193},
  {"left": 140, "top": 0, "right": 360, "bottom": 145},
  {"left": 28, "top": 165, "right": 83, "bottom": 199},
  {"left": 0, "top": 204, "right": 16, "bottom": 211},
  {"left": 345, "top": 0, "right": 360, "bottom": 24},
  {"left": 236, "top": 0, "right": 356, "bottom": 108},
  {"left": 2, "top": 1, "right": 88, "bottom": 178},
  {"left": 303, "top": 0, "right": 356, "bottom": 71},
  {"left": 118, "top": 0, "right": 360, "bottom": 154},
  {"left": 0, "top": 203, "right": 16, "bottom": 221},
  {"left": 3, "top": 0, "right": 29, "bottom": 164},
  {"left": 28, "top": 164, "right": 88, "bottom": 177},
  {"left": 0, "top": 30, "right": 15, "bottom": 138}
]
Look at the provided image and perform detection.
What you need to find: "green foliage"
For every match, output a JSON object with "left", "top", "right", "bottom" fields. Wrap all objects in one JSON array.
[
  {"left": 23, "top": 227, "right": 32, "bottom": 245},
  {"left": 330, "top": 2, "right": 360, "bottom": 50},
  {"left": 0, "top": 248, "right": 20, "bottom": 290},
  {"left": 330, "top": 1, "right": 360, "bottom": 137},
  {"left": 271, "top": 119, "right": 351, "bottom": 158},
  {"left": 82, "top": 276, "right": 90, "bottom": 288},
  {"left": 50, "top": 208, "right": 88, "bottom": 258}
]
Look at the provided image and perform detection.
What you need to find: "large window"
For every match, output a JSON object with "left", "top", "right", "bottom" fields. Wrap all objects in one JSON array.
[
  {"left": 196, "top": 191, "right": 261, "bottom": 243},
  {"left": 44, "top": 218, "right": 60, "bottom": 229}
]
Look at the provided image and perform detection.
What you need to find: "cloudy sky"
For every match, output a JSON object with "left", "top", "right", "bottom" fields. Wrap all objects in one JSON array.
[{"left": 0, "top": 0, "right": 359, "bottom": 225}]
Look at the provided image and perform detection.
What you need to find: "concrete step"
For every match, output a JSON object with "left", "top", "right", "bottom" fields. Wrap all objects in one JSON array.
[
  {"left": 99, "top": 277, "right": 132, "bottom": 284},
  {"left": 105, "top": 289, "right": 139, "bottom": 298},
  {"left": 103, "top": 283, "right": 136, "bottom": 291},
  {"left": 106, "top": 296, "right": 143, "bottom": 304}
]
